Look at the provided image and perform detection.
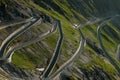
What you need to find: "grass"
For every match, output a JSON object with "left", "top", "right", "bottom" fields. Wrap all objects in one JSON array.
[
  {"left": 83, "top": 23, "right": 119, "bottom": 73},
  {"left": 91, "top": 54, "right": 117, "bottom": 73},
  {"left": 0, "top": 0, "right": 7, "bottom": 4},
  {"left": 53, "top": 0, "right": 74, "bottom": 18},
  {"left": 76, "top": 53, "right": 119, "bottom": 79},
  {"left": 0, "top": 74, "right": 8, "bottom": 79},
  {"left": 12, "top": 51, "right": 35, "bottom": 70},
  {"left": 43, "top": 32, "right": 58, "bottom": 49},
  {"left": 29, "top": 1, "right": 80, "bottom": 43},
  {"left": 107, "top": 22, "right": 120, "bottom": 43}
]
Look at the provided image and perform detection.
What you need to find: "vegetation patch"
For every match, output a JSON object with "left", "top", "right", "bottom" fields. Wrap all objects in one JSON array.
[{"left": 12, "top": 51, "right": 35, "bottom": 70}]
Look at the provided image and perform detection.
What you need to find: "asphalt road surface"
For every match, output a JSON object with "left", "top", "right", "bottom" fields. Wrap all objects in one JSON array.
[
  {"left": 5, "top": 20, "right": 57, "bottom": 63},
  {"left": 0, "top": 17, "right": 42, "bottom": 58}
]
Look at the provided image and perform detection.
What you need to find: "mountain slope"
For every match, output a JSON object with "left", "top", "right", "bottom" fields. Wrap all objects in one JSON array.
[{"left": 0, "top": 0, "right": 120, "bottom": 80}]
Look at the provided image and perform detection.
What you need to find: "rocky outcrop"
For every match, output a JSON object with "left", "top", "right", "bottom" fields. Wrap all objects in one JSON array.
[
  {"left": 0, "top": 1, "right": 50, "bottom": 24},
  {"left": 0, "top": 63, "right": 40, "bottom": 80},
  {"left": 72, "top": 66, "right": 112, "bottom": 80}
]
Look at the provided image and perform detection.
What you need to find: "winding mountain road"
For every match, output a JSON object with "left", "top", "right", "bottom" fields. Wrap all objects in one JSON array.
[
  {"left": 41, "top": 20, "right": 63, "bottom": 79},
  {"left": 45, "top": 15, "right": 120, "bottom": 80},
  {"left": 4, "top": 20, "right": 57, "bottom": 63},
  {"left": 0, "top": 17, "right": 42, "bottom": 58},
  {"left": 97, "top": 15, "right": 120, "bottom": 74},
  {"left": 75, "top": 15, "right": 118, "bottom": 29},
  {"left": 76, "top": 18, "right": 102, "bottom": 29},
  {"left": 1, "top": 13, "right": 119, "bottom": 79},
  {"left": 0, "top": 17, "right": 34, "bottom": 30},
  {"left": 47, "top": 29, "right": 85, "bottom": 80}
]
